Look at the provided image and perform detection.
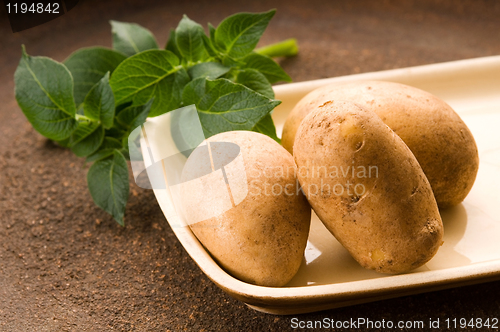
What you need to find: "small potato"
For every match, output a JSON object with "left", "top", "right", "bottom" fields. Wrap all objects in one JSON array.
[
  {"left": 282, "top": 81, "right": 479, "bottom": 208},
  {"left": 180, "top": 131, "right": 311, "bottom": 287},
  {"left": 294, "top": 101, "right": 443, "bottom": 273}
]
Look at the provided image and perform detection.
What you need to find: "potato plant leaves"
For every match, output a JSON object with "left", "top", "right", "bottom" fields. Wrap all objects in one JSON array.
[
  {"left": 214, "top": 10, "right": 276, "bottom": 59},
  {"left": 115, "top": 99, "right": 153, "bottom": 130},
  {"left": 64, "top": 47, "right": 126, "bottom": 105},
  {"left": 188, "top": 62, "right": 230, "bottom": 80},
  {"left": 242, "top": 52, "right": 291, "bottom": 84},
  {"left": 87, "top": 150, "right": 130, "bottom": 225},
  {"left": 109, "top": 50, "right": 190, "bottom": 117},
  {"left": 86, "top": 137, "right": 123, "bottom": 163},
  {"left": 183, "top": 78, "right": 280, "bottom": 138},
  {"left": 15, "top": 47, "right": 77, "bottom": 141},
  {"left": 70, "top": 122, "right": 105, "bottom": 157},
  {"left": 251, "top": 113, "right": 280, "bottom": 142},
  {"left": 111, "top": 20, "right": 159, "bottom": 57},
  {"left": 14, "top": 10, "right": 296, "bottom": 225},
  {"left": 236, "top": 69, "right": 275, "bottom": 99},
  {"left": 175, "top": 15, "right": 209, "bottom": 62},
  {"left": 83, "top": 72, "right": 115, "bottom": 129}
]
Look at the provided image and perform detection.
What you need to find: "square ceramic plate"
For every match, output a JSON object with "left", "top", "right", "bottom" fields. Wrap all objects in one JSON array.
[{"left": 150, "top": 56, "right": 500, "bottom": 315}]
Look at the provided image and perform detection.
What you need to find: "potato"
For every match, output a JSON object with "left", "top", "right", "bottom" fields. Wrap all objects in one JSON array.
[
  {"left": 180, "top": 131, "right": 311, "bottom": 287},
  {"left": 282, "top": 81, "right": 479, "bottom": 208},
  {"left": 293, "top": 101, "right": 443, "bottom": 273}
]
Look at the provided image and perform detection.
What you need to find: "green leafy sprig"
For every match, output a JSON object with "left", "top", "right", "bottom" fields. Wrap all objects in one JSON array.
[{"left": 14, "top": 10, "right": 297, "bottom": 225}]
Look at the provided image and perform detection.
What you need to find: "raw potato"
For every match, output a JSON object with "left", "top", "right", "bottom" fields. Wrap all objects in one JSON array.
[
  {"left": 181, "top": 131, "right": 311, "bottom": 287},
  {"left": 293, "top": 101, "right": 444, "bottom": 273},
  {"left": 282, "top": 81, "right": 479, "bottom": 208}
]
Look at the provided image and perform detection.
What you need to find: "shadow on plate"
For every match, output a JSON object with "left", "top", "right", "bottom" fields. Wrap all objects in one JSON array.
[{"left": 286, "top": 204, "right": 469, "bottom": 287}]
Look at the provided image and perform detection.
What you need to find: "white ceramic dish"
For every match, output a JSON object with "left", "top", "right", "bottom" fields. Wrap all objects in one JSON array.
[{"left": 150, "top": 56, "right": 500, "bottom": 315}]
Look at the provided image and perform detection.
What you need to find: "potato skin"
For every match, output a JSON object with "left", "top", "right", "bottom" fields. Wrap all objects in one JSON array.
[
  {"left": 182, "top": 131, "right": 311, "bottom": 287},
  {"left": 282, "top": 81, "right": 479, "bottom": 208},
  {"left": 293, "top": 101, "right": 443, "bottom": 273}
]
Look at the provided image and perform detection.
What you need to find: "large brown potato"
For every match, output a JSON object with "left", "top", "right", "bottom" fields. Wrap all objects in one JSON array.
[
  {"left": 294, "top": 101, "right": 444, "bottom": 273},
  {"left": 180, "top": 131, "right": 311, "bottom": 287},
  {"left": 282, "top": 81, "right": 479, "bottom": 208}
]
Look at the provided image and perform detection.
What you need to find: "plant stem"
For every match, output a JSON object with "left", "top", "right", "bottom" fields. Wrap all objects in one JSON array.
[
  {"left": 75, "top": 114, "right": 93, "bottom": 122},
  {"left": 255, "top": 38, "right": 298, "bottom": 58}
]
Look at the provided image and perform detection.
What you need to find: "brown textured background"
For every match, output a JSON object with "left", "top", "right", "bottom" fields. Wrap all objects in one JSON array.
[{"left": 1, "top": 0, "right": 500, "bottom": 331}]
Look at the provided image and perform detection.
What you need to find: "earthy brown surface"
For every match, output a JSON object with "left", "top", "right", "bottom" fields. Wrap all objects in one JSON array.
[{"left": 1, "top": 0, "right": 500, "bottom": 331}]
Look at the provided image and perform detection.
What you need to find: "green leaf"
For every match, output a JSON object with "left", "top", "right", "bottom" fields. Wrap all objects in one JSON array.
[
  {"left": 86, "top": 148, "right": 116, "bottom": 163},
  {"left": 242, "top": 52, "right": 291, "bottom": 84},
  {"left": 84, "top": 72, "right": 115, "bottom": 129},
  {"left": 70, "top": 120, "right": 99, "bottom": 145},
  {"left": 175, "top": 15, "right": 209, "bottom": 62},
  {"left": 64, "top": 47, "right": 126, "bottom": 106},
  {"left": 252, "top": 113, "right": 280, "bottom": 143},
  {"left": 202, "top": 35, "right": 218, "bottom": 58},
  {"left": 70, "top": 121, "right": 104, "bottom": 157},
  {"left": 183, "top": 78, "right": 281, "bottom": 138},
  {"left": 86, "top": 137, "right": 122, "bottom": 163},
  {"left": 110, "top": 20, "right": 159, "bottom": 57},
  {"left": 221, "top": 56, "right": 245, "bottom": 68},
  {"left": 120, "top": 149, "right": 130, "bottom": 161},
  {"left": 105, "top": 126, "right": 127, "bottom": 141},
  {"left": 188, "top": 62, "right": 230, "bottom": 80},
  {"left": 55, "top": 137, "right": 71, "bottom": 148},
  {"left": 109, "top": 50, "right": 190, "bottom": 117},
  {"left": 169, "top": 105, "right": 205, "bottom": 156},
  {"left": 208, "top": 23, "right": 217, "bottom": 45},
  {"left": 87, "top": 150, "right": 129, "bottom": 226},
  {"left": 102, "top": 137, "right": 123, "bottom": 149},
  {"left": 120, "top": 132, "right": 132, "bottom": 160},
  {"left": 236, "top": 69, "right": 274, "bottom": 99},
  {"left": 116, "top": 99, "right": 153, "bottom": 130},
  {"left": 14, "top": 46, "right": 77, "bottom": 141},
  {"left": 214, "top": 10, "right": 276, "bottom": 59},
  {"left": 205, "top": 23, "right": 220, "bottom": 56},
  {"left": 115, "top": 101, "right": 133, "bottom": 115},
  {"left": 182, "top": 77, "right": 206, "bottom": 106},
  {"left": 165, "top": 29, "right": 181, "bottom": 58}
]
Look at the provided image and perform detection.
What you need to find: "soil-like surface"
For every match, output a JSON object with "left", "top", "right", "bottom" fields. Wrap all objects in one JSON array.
[{"left": 1, "top": 0, "right": 500, "bottom": 331}]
